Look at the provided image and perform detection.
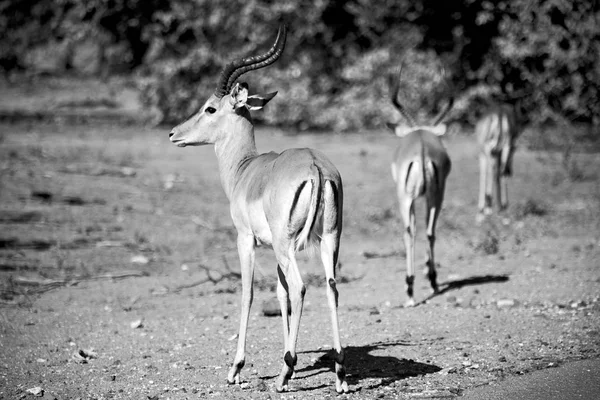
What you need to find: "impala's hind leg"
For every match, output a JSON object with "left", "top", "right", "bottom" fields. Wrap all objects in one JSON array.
[
  {"left": 399, "top": 197, "right": 417, "bottom": 307},
  {"left": 274, "top": 247, "right": 304, "bottom": 392},
  {"left": 320, "top": 180, "right": 348, "bottom": 393},
  {"left": 276, "top": 264, "right": 290, "bottom": 357},
  {"left": 477, "top": 153, "right": 490, "bottom": 221},
  {"left": 425, "top": 188, "right": 444, "bottom": 295},
  {"left": 499, "top": 147, "right": 512, "bottom": 211}
]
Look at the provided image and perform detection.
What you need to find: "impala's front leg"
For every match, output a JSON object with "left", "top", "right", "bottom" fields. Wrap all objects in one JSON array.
[
  {"left": 477, "top": 153, "right": 488, "bottom": 221},
  {"left": 227, "top": 234, "right": 256, "bottom": 385},
  {"left": 492, "top": 155, "right": 503, "bottom": 213},
  {"left": 499, "top": 147, "right": 512, "bottom": 211},
  {"left": 480, "top": 152, "right": 495, "bottom": 217}
]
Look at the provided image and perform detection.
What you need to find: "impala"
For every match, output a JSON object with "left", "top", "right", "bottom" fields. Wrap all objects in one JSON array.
[
  {"left": 386, "top": 67, "right": 453, "bottom": 307},
  {"left": 169, "top": 25, "right": 348, "bottom": 393},
  {"left": 475, "top": 104, "right": 519, "bottom": 220}
]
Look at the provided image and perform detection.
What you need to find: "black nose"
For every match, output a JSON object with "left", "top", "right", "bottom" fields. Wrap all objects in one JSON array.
[{"left": 169, "top": 131, "right": 174, "bottom": 138}]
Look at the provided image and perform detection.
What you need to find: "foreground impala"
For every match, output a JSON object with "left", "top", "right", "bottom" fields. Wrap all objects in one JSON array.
[
  {"left": 475, "top": 104, "right": 520, "bottom": 220},
  {"left": 169, "top": 25, "right": 348, "bottom": 393},
  {"left": 386, "top": 67, "right": 453, "bottom": 307}
]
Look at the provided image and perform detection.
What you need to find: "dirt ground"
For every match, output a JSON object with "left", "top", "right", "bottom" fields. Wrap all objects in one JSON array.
[{"left": 1, "top": 111, "right": 599, "bottom": 399}]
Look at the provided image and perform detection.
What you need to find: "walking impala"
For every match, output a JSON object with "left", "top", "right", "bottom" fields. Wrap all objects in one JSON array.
[
  {"left": 386, "top": 67, "right": 453, "bottom": 307},
  {"left": 475, "top": 104, "right": 519, "bottom": 219},
  {"left": 169, "top": 25, "right": 348, "bottom": 393}
]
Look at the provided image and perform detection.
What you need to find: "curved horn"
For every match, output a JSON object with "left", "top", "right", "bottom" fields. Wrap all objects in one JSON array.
[
  {"left": 430, "top": 67, "right": 455, "bottom": 126},
  {"left": 431, "top": 97, "right": 454, "bottom": 126},
  {"left": 214, "top": 24, "right": 287, "bottom": 98},
  {"left": 389, "top": 65, "right": 417, "bottom": 127}
]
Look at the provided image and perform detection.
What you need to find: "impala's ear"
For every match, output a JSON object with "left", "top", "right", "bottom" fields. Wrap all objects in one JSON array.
[
  {"left": 230, "top": 82, "right": 249, "bottom": 109},
  {"left": 246, "top": 91, "right": 278, "bottom": 110}
]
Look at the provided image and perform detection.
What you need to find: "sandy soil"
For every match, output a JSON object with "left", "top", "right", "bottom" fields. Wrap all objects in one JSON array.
[{"left": 0, "top": 119, "right": 599, "bottom": 399}]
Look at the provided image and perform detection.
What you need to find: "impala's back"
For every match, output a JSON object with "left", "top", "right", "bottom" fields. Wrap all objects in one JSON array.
[
  {"left": 476, "top": 105, "right": 518, "bottom": 176},
  {"left": 393, "top": 130, "right": 451, "bottom": 200}
]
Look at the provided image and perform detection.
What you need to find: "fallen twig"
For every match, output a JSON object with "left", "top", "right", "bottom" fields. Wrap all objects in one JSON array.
[{"left": 12, "top": 270, "right": 150, "bottom": 293}]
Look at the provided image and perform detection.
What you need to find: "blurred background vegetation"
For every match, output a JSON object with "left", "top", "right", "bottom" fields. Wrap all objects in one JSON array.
[{"left": 1, "top": 0, "right": 598, "bottom": 131}]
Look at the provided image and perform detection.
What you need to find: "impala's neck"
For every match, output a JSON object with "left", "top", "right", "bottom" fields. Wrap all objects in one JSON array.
[{"left": 214, "top": 113, "right": 258, "bottom": 200}]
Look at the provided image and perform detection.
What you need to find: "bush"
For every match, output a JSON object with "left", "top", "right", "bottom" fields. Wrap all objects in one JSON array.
[{"left": 2, "top": 0, "right": 598, "bottom": 131}]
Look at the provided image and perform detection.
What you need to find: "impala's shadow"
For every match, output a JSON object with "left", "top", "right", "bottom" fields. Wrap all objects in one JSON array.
[
  {"left": 417, "top": 274, "right": 510, "bottom": 306},
  {"left": 292, "top": 340, "right": 440, "bottom": 391},
  {"left": 439, "top": 274, "right": 509, "bottom": 294}
]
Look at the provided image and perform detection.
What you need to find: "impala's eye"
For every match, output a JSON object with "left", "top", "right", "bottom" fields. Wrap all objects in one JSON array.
[{"left": 205, "top": 107, "right": 216, "bottom": 114}]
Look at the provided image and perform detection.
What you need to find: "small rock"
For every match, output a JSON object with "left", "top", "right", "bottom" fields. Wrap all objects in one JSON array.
[
  {"left": 497, "top": 299, "right": 517, "bottom": 309},
  {"left": 120, "top": 167, "right": 136, "bottom": 177},
  {"left": 498, "top": 355, "right": 507, "bottom": 362},
  {"left": 131, "top": 255, "right": 150, "bottom": 265},
  {"left": 26, "top": 387, "right": 44, "bottom": 397},
  {"left": 130, "top": 319, "right": 144, "bottom": 329},
  {"left": 570, "top": 301, "right": 586, "bottom": 309},
  {"left": 72, "top": 348, "right": 97, "bottom": 363}
]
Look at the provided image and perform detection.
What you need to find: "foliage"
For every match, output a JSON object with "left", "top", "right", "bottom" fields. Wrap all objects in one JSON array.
[
  {"left": 492, "top": 0, "right": 600, "bottom": 125},
  {"left": 1, "top": 0, "right": 599, "bottom": 130}
]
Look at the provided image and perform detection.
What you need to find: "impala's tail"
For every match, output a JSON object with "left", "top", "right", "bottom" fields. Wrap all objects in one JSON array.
[{"left": 295, "top": 163, "right": 322, "bottom": 252}]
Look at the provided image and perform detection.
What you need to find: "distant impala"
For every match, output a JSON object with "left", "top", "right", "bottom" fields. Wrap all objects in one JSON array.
[
  {"left": 169, "top": 25, "right": 348, "bottom": 393},
  {"left": 475, "top": 104, "right": 520, "bottom": 220},
  {"left": 386, "top": 67, "right": 453, "bottom": 307}
]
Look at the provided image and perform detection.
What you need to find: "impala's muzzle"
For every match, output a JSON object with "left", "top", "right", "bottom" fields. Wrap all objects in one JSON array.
[{"left": 169, "top": 129, "right": 186, "bottom": 147}]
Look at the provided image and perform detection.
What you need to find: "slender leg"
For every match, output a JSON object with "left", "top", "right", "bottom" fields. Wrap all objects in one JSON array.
[
  {"left": 493, "top": 155, "right": 503, "bottom": 212},
  {"left": 425, "top": 194, "right": 442, "bottom": 295},
  {"left": 485, "top": 154, "right": 496, "bottom": 215},
  {"left": 500, "top": 175, "right": 509, "bottom": 211},
  {"left": 275, "top": 248, "right": 304, "bottom": 392},
  {"left": 320, "top": 231, "right": 348, "bottom": 393},
  {"left": 400, "top": 199, "right": 416, "bottom": 307},
  {"left": 499, "top": 147, "right": 511, "bottom": 211},
  {"left": 276, "top": 264, "right": 290, "bottom": 360},
  {"left": 478, "top": 152, "right": 488, "bottom": 217},
  {"left": 227, "top": 234, "right": 256, "bottom": 385}
]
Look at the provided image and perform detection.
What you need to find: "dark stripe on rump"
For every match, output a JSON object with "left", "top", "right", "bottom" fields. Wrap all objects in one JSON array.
[
  {"left": 431, "top": 161, "right": 439, "bottom": 188},
  {"left": 404, "top": 161, "right": 414, "bottom": 190},
  {"left": 289, "top": 180, "right": 309, "bottom": 224},
  {"left": 309, "top": 166, "right": 323, "bottom": 235}
]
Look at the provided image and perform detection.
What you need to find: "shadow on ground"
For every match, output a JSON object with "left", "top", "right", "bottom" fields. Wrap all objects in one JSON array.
[
  {"left": 293, "top": 341, "right": 440, "bottom": 391},
  {"left": 415, "top": 274, "right": 510, "bottom": 306},
  {"left": 439, "top": 274, "right": 510, "bottom": 294}
]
